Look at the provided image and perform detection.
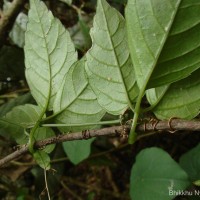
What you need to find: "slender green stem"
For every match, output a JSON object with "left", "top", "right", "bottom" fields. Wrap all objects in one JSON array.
[
  {"left": 41, "top": 119, "right": 121, "bottom": 127},
  {"left": 128, "top": 91, "right": 144, "bottom": 144},
  {"left": 28, "top": 120, "right": 40, "bottom": 153}
]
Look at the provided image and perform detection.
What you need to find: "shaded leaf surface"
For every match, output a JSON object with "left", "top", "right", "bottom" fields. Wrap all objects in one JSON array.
[
  {"left": 62, "top": 138, "right": 95, "bottom": 165},
  {"left": 0, "top": 93, "right": 33, "bottom": 117},
  {"left": 130, "top": 147, "right": 190, "bottom": 200},
  {"left": 1, "top": 104, "right": 43, "bottom": 144},
  {"left": 25, "top": 0, "right": 77, "bottom": 110},
  {"left": 86, "top": 0, "right": 137, "bottom": 115},
  {"left": 148, "top": 70, "right": 200, "bottom": 120},
  {"left": 180, "top": 143, "right": 200, "bottom": 182},
  {"left": 33, "top": 150, "right": 51, "bottom": 170}
]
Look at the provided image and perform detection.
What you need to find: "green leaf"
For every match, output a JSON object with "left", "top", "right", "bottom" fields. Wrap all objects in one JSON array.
[
  {"left": 0, "top": 93, "right": 33, "bottom": 117},
  {"left": 0, "top": 104, "right": 43, "bottom": 144},
  {"left": 86, "top": 0, "right": 138, "bottom": 115},
  {"left": 24, "top": 0, "right": 77, "bottom": 111},
  {"left": 130, "top": 147, "right": 190, "bottom": 200},
  {"left": 62, "top": 138, "right": 95, "bottom": 165},
  {"left": 148, "top": 70, "right": 200, "bottom": 120},
  {"left": 126, "top": 0, "right": 200, "bottom": 89},
  {"left": 179, "top": 143, "right": 200, "bottom": 182},
  {"left": 54, "top": 59, "right": 105, "bottom": 132},
  {"left": 34, "top": 127, "right": 55, "bottom": 153},
  {"left": 33, "top": 150, "right": 51, "bottom": 170}
]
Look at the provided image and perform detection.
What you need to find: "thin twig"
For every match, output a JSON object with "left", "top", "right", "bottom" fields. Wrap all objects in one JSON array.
[
  {"left": 44, "top": 170, "right": 51, "bottom": 200},
  {"left": 1, "top": 119, "right": 200, "bottom": 168}
]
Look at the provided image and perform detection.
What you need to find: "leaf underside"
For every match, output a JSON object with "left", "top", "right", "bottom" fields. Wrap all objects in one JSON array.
[
  {"left": 25, "top": 0, "right": 77, "bottom": 111},
  {"left": 86, "top": 0, "right": 138, "bottom": 115},
  {"left": 54, "top": 59, "right": 105, "bottom": 132}
]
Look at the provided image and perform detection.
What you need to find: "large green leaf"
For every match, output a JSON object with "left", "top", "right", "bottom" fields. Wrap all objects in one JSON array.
[
  {"left": 63, "top": 138, "right": 95, "bottom": 165},
  {"left": 130, "top": 147, "right": 190, "bottom": 200},
  {"left": 0, "top": 104, "right": 43, "bottom": 144},
  {"left": 147, "top": 70, "right": 200, "bottom": 120},
  {"left": 86, "top": 0, "right": 138, "bottom": 115},
  {"left": 54, "top": 59, "right": 105, "bottom": 132},
  {"left": 24, "top": 0, "right": 77, "bottom": 111},
  {"left": 126, "top": 0, "right": 200, "bottom": 89},
  {"left": 179, "top": 143, "right": 200, "bottom": 182}
]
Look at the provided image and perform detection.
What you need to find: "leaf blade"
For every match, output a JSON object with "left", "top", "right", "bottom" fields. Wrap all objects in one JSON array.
[
  {"left": 63, "top": 138, "right": 95, "bottom": 165},
  {"left": 1, "top": 104, "right": 43, "bottom": 144},
  {"left": 130, "top": 147, "right": 190, "bottom": 200},
  {"left": 126, "top": 0, "right": 200, "bottom": 89},
  {"left": 86, "top": 0, "right": 138, "bottom": 115},
  {"left": 148, "top": 70, "right": 200, "bottom": 120},
  {"left": 54, "top": 59, "right": 105, "bottom": 132},
  {"left": 126, "top": 0, "right": 181, "bottom": 90},
  {"left": 25, "top": 0, "right": 77, "bottom": 110}
]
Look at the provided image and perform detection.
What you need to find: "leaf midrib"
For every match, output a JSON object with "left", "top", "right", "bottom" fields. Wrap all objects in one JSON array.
[
  {"left": 33, "top": 0, "right": 52, "bottom": 113},
  {"left": 99, "top": 0, "right": 134, "bottom": 111}
]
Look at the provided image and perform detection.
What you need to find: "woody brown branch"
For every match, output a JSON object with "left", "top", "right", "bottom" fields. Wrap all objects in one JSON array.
[
  {"left": 0, "top": 0, "right": 27, "bottom": 48},
  {"left": 0, "top": 118, "right": 200, "bottom": 168}
]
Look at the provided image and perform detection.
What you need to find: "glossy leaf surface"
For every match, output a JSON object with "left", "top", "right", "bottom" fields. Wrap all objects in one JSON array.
[{"left": 86, "top": 0, "right": 138, "bottom": 115}]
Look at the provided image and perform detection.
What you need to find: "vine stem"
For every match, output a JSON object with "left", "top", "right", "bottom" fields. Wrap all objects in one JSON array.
[
  {"left": 41, "top": 119, "right": 121, "bottom": 127},
  {"left": 128, "top": 90, "right": 144, "bottom": 144}
]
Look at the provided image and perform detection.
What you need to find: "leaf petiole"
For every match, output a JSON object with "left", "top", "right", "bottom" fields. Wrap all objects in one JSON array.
[{"left": 41, "top": 119, "right": 121, "bottom": 127}]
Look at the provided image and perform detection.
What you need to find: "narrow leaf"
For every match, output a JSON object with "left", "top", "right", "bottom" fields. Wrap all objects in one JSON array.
[
  {"left": 54, "top": 59, "right": 105, "bottom": 132},
  {"left": 33, "top": 150, "right": 51, "bottom": 170},
  {"left": 180, "top": 143, "right": 200, "bottom": 182},
  {"left": 63, "top": 138, "right": 95, "bottom": 165},
  {"left": 86, "top": 0, "right": 138, "bottom": 115},
  {"left": 25, "top": 0, "right": 77, "bottom": 110},
  {"left": 148, "top": 70, "right": 200, "bottom": 120},
  {"left": 130, "top": 147, "right": 190, "bottom": 200}
]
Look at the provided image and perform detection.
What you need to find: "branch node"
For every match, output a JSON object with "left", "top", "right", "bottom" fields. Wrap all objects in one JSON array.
[
  {"left": 168, "top": 117, "right": 178, "bottom": 133},
  {"left": 82, "top": 130, "right": 91, "bottom": 139}
]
